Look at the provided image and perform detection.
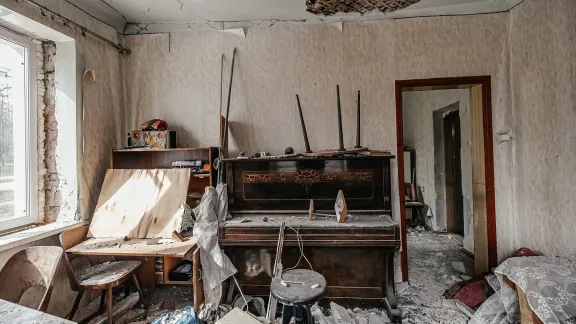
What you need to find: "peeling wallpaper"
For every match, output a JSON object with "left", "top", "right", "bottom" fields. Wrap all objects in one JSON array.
[
  {"left": 509, "top": 0, "right": 576, "bottom": 256},
  {"left": 1, "top": 0, "right": 127, "bottom": 221},
  {"left": 125, "top": 12, "right": 514, "bottom": 261}
]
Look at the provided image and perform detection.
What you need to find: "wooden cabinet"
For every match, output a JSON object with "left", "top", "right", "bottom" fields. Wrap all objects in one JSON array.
[{"left": 110, "top": 148, "right": 214, "bottom": 309}]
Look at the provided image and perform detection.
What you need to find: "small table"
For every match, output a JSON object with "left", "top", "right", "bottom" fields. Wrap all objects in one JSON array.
[
  {"left": 0, "top": 299, "right": 75, "bottom": 324},
  {"left": 67, "top": 237, "right": 203, "bottom": 310},
  {"left": 271, "top": 269, "right": 327, "bottom": 324}
]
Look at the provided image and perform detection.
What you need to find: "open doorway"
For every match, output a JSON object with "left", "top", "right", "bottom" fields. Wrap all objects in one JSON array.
[
  {"left": 395, "top": 77, "right": 497, "bottom": 283},
  {"left": 442, "top": 109, "right": 464, "bottom": 236}
]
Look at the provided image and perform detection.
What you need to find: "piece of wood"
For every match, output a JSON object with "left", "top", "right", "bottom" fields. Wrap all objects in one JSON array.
[
  {"left": 335, "top": 190, "right": 347, "bottom": 223},
  {"left": 172, "top": 231, "right": 186, "bottom": 242},
  {"left": 308, "top": 200, "right": 314, "bottom": 220},
  {"left": 0, "top": 246, "right": 63, "bottom": 313},
  {"left": 67, "top": 237, "right": 198, "bottom": 257},
  {"left": 88, "top": 169, "right": 191, "bottom": 239},
  {"left": 470, "top": 85, "right": 489, "bottom": 275},
  {"left": 217, "top": 307, "right": 262, "bottom": 324},
  {"left": 86, "top": 293, "right": 140, "bottom": 324},
  {"left": 78, "top": 261, "right": 140, "bottom": 289},
  {"left": 0, "top": 299, "right": 74, "bottom": 324}
]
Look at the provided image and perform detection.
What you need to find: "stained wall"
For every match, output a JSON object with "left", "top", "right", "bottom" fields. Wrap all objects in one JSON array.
[
  {"left": 508, "top": 0, "right": 576, "bottom": 256},
  {"left": 124, "top": 12, "right": 514, "bottom": 263}
]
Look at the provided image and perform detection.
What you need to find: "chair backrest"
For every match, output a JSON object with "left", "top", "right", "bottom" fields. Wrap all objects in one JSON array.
[
  {"left": 59, "top": 225, "right": 89, "bottom": 291},
  {"left": 0, "top": 246, "right": 63, "bottom": 312}
]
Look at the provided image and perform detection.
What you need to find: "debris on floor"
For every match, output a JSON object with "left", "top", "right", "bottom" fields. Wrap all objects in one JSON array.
[
  {"left": 309, "top": 302, "right": 392, "bottom": 324},
  {"left": 396, "top": 229, "right": 473, "bottom": 323},
  {"left": 216, "top": 307, "right": 262, "bottom": 324}
]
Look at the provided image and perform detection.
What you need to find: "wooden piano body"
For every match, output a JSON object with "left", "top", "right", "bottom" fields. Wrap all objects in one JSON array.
[{"left": 221, "top": 155, "right": 400, "bottom": 307}]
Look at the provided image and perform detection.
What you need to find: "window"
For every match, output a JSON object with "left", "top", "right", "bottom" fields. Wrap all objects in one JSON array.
[{"left": 0, "top": 29, "right": 37, "bottom": 230}]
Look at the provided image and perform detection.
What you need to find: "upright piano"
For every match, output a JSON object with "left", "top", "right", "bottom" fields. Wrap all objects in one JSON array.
[{"left": 220, "top": 155, "right": 400, "bottom": 307}]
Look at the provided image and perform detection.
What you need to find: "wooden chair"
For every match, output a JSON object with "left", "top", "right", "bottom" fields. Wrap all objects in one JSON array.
[
  {"left": 0, "top": 246, "right": 63, "bottom": 312},
  {"left": 60, "top": 226, "right": 146, "bottom": 323}
]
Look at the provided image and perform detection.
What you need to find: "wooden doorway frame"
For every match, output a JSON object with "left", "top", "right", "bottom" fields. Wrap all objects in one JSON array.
[{"left": 395, "top": 76, "right": 497, "bottom": 282}]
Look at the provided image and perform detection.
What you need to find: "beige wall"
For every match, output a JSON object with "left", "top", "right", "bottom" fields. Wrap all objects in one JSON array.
[
  {"left": 509, "top": 0, "right": 576, "bottom": 256},
  {"left": 124, "top": 12, "right": 514, "bottom": 261}
]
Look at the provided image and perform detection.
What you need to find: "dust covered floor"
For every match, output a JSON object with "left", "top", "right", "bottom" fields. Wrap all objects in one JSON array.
[{"left": 396, "top": 228, "right": 474, "bottom": 323}]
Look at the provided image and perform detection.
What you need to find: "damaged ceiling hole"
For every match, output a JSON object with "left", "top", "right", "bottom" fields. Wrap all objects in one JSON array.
[{"left": 306, "top": 0, "right": 420, "bottom": 15}]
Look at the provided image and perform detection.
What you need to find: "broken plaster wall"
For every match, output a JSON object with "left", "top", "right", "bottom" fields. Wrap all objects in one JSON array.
[
  {"left": 124, "top": 10, "right": 514, "bottom": 272},
  {"left": 402, "top": 89, "right": 474, "bottom": 253},
  {"left": 508, "top": 0, "right": 576, "bottom": 256},
  {"left": 0, "top": 0, "right": 127, "bottom": 318},
  {"left": 42, "top": 41, "right": 61, "bottom": 223}
]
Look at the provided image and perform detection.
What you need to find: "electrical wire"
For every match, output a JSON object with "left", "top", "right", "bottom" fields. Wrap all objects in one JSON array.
[{"left": 279, "top": 225, "right": 315, "bottom": 284}]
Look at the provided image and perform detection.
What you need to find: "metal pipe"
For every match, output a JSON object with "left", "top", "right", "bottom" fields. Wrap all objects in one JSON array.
[
  {"left": 296, "top": 94, "right": 312, "bottom": 153},
  {"left": 355, "top": 90, "right": 361, "bottom": 148},
  {"left": 336, "top": 85, "right": 345, "bottom": 151},
  {"left": 223, "top": 48, "right": 237, "bottom": 158},
  {"left": 25, "top": 0, "right": 131, "bottom": 54}
]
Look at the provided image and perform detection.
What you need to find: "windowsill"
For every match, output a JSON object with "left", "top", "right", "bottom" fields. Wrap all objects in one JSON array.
[{"left": 0, "top": 220, "right": 88, "bottom": 253}]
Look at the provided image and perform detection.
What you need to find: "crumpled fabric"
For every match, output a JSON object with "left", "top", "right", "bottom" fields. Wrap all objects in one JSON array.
[
  {"left": 193, "top": 187, "right": 237, "bottom": 308},
  {"left": 470, "top": 255, "right": 576, "bottom": 324},
  {"left": 215, "top": 183, "right": 231, "bottom": 222},
  {"left": 152, "top": 306, "right": 196, "bottom": 324}
]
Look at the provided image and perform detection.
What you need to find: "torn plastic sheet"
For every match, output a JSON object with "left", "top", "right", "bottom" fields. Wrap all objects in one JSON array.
[
  {"left": 193, "top": 187, "right": 237, "bottom": 308},
  {"left": 216, "top": 183, "right": 231, "bottom": 222}
]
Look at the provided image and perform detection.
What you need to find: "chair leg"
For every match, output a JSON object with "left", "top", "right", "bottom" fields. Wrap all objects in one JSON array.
[
  {"left": 106, "top": 288, "right": 113, "bottom": 324},
  {"left": 131, "top": 274, "right": 147, "bottom": 306},
  {"left": 68, "top": 288, "right": 84, "bottom": 320},
  {"left": 99, "top": 290, "right": 106, "bottom": 313}
]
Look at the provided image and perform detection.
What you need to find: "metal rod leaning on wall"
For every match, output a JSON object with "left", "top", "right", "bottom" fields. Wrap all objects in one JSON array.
[
  {"left": 355, "top": 90, "right": 361, "bottom": 148},
  {"left": 296, "top": 94, "right": 312, "bottom": 153},
  {"left": 336, "top": 85, "right": 345, "bottom": 151},
  {"left": 223, "top": 48, "right": 237, "bottom": 159},
  {"left": 23, "top": 0, "right": 131, "bottom": 54}
]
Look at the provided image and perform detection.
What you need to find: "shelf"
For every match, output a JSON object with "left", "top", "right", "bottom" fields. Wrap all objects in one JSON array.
[
  {"left": 114, "top": 148, "right": 211, "bottom": 152},
  {"left": 162, "top": 280, "right": 193, "bottom": 286},
  {"left": 192, "top": 174, "right": 210, "bottom": 178},
  {"left": 155, "top": 272, "right": 163, "bottom": 275}
]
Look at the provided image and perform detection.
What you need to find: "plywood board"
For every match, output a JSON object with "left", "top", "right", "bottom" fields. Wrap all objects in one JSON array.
[
  {"left": 88, "top": 169, "right": 191, "bottom": 239},
  {"left": 470, "top": 85, "right": 489, "bottom": 275},
  {"left": 67, "top": 237, "right": 198, "bottom": 258},
  {"left": 146, "top": 169, "right": 190, "bottom": 238}
]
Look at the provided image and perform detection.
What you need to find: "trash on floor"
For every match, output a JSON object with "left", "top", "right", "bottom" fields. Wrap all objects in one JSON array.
[
  {"left": 152, "top": 306, "right": 197, "bottom": 324},
  {"left": 216, "top": 307, "right": 263, "bottom": 324}
]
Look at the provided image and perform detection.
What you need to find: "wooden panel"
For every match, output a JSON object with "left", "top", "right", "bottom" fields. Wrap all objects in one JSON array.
[
  {"left": 67, "top": 237, "right": 197, "bottom": 257},
  {"left": 470, "top": 85, "right": 489, "bottom": 275},
  {"left": 88, "top": 169, "right": 191, "bottom": 239},
  {"left": 111, "top": 148, "right": 211, "bottom": 169},
  {"left": 225, "top": 156, "right": 393, "bottom": 212},
  {"left": 225, "top": 245, "right": 394, "bottom": 307},
  {"left": 146, "top": 169, "right": 191, "bottom": 238}
]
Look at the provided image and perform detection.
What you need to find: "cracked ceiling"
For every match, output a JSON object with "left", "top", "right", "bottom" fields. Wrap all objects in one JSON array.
[
  {"left": 64, "top": 0, "right": 524, "bottom": 34},
  {"left": 306, "top": 0, "right": 420, "bottom": 15}
]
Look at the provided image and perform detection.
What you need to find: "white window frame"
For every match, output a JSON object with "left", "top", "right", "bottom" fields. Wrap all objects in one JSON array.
[{"left": 0, "top": 28, "right": 38, "bottom": 231}]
